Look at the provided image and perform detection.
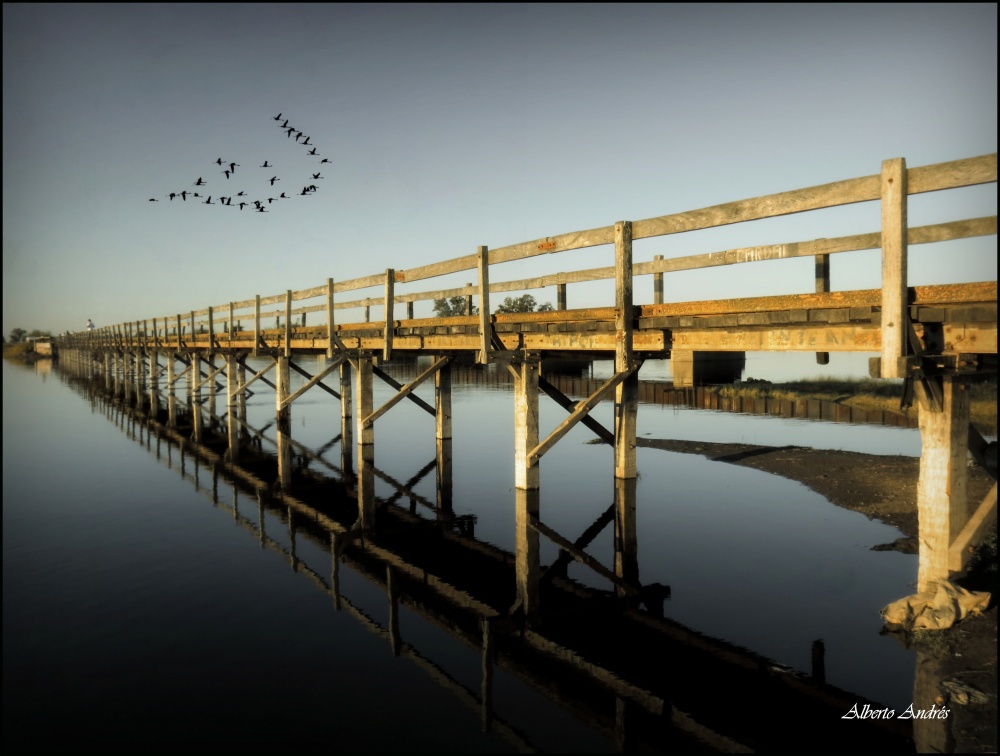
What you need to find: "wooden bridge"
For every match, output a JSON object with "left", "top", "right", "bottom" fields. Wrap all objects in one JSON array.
[{"left": 58, "top": 153, "right": 997, "bottom": 606}]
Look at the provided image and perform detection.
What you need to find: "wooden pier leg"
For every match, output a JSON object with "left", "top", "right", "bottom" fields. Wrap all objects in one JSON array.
[
  {"left": 514, "top": 358, "right": 540, "bottom": 491},
  {"left": 104, "top": 351, "right": 113, "bottom": 392},
  {"left": 436, "top": 360, "right": 453, "bottom": 516},
  {"left": 275, "top": 355, "right": 292, "bottom": 494},
  {"left": 916, "top": 376, "right": 970, "bottom": 592},
  {"left": 515, "top": 488, "right": 541, "bottom": 616},
  {"left": 340, "top": 359, "right": 353, "bottom": 473},
  {"left": 149, "top": 349, "right": 159, "bottom": 415},
  {"left": 167, "top": 354, "right": 177, "bottom": 428},
  {"left": 237, "top": 361, "right": 248, "bottom": 445},
  {"left": 355, "top": 353, "right": 376, "bottom": 531},
  {"left": 206, "top": 353, "right": 218, "bottom": 427},
  {"left": 614, "top": 476, "right": 639, "bottom": 601},
  {"left": 615, "top": 220, "right": 637, "bottom": 480},
  {"left": 226, "top": 353, "right": 240, "bottom": 465},
  {"left": 190, "top": 353, "right": 202, "bottom": 443},
  {"left": 513, "top": 357, "right": 541, "bottom": 615}
]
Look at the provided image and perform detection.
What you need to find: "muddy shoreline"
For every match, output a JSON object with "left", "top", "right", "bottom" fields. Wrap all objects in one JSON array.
[{"left": 637, "top": 436, "right": 997, "bottom": 753}]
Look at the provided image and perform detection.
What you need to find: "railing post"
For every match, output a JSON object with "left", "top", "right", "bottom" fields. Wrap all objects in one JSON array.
[
  {"left": 557, "top": 282, "right": 567, "bottom": 311},
  {"left": 477, "top": 246, "right": 491, "bottom": 364},
  {"left": 615, "top": 220, "right": 637, "bottom": 480},
  {"left": 284, "top": 290, "right": 292, "bottom": 358},
  {"left": 326, "top": 278, "right": 335, "bottom": 358},
  {"left": 384, "top": 268, "right": 395, "bottom": 361},
  {"left": 254, "top": 295, "right": 261, "bottom": 357},
  {"left": 815, "top": 253, "right": 831, "bottom": 364},
  {"left": 880, "top": 157, "right": 908, "bottom": 379},
  {"left": 653, "top": 254, "right": 664, "bottom": 305}
]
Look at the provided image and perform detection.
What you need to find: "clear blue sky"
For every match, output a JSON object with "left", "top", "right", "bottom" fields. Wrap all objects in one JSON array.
[{"left": 3, "top": 3, "right": 996, "bottom": 341}]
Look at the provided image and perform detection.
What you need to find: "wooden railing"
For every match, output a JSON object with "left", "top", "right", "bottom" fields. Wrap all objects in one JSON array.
[{"left": 76, "top": 154, "right": 996, "bottom": 377}]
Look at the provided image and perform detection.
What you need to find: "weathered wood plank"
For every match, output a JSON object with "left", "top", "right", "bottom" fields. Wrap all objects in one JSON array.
[
  {"left": 880, "top": 158, "right": 908, "bottom": 378},
  {"left": 908, "top": 153, "right": 997, "bottom": 195}
]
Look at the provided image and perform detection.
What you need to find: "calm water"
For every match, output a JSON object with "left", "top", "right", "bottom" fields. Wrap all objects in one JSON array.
[{"left": 3, "top": 356, "right": 924, "bottom": 751}]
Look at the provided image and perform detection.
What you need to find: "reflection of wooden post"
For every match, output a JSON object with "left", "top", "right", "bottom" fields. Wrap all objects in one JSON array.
[
  {"left": 436, "top": 362, "right": 453, "bottom": 514},
  {"left": 355, "top": 354, "right": 375, "bottom": 531},
  {"left": 276, "top": 356, "right": 292, "bottom": 493},
  {"left": 288, "top": 508, "right": 297, "bottom": 571},
  {"left": 387, "top": 566, "right": 401, "bottom": 656},
  {"left": 815, "top": 253, "right": 830, "bottom": 364},
  {"left": 226, "top": 353, "right": 240, "bottom": 464},
  {"left": 615, "top": 221, "right": 637, "bottom": 480},
  {"left": 880, "top": 157, "right": 907, "bottom": 379},
  {"left": 912, "top": 652, "right": 949, "bottom": 753},
  {"left": 916, "top": 376, "right": 969, "bottom": 592},
  {"left": 614, "top": 477, "right": 639, "bottom": 600},
  {"left": 105, "top": 351, "right": 113, "bottom": 392},
  {"left": 515, "top": 488, "right": 540, "bottom": 615},
  {"left": 481, "top": 618, "right": 494, "bottom": 732},
  {"left": 167, "top": 354, "right": 177, "bottom": 428},
  {"left": 330, "top": 533, "right": 342, "bottom": 610},
  {"left": 340, "top": 360, "right": 353, "bottom": 472}
]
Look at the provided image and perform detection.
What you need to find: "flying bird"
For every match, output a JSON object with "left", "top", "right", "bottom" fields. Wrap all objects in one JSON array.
[
  {"left": 273, "top": 112, "right": 283, "bottom": 121},
  {"left": 260, "top": 161, "right": 272, "bottom": 168},
  {"left": 149, "top": 198, "right": 159, "bottom": 201},
  {"left": 269, "top": 176, "right": 280, "bottom": 185},
  {"left": 308, "top": 148, "right": 318, "bottom": 155},
  {"left": 312, "top": 173, "right": 323, "bottom": 179},
  {"left": 195, "top": 177, "right": 206, "bottom": 186}
]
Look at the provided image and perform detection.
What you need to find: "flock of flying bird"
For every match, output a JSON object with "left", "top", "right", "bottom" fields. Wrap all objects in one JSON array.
[{"left": 148, "top": 113, "right": 328, "bottom": 212}]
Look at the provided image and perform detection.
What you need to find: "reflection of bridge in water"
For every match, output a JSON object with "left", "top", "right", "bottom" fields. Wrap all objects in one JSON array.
[{"left": 58, "top": 363, "right": 946, "bottom": 752}]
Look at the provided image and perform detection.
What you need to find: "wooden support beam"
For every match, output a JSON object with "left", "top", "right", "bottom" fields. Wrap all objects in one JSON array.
[
  {"left": 515, "top": 489, "right": 540, "bottom": 615},
  {"left": 880, "top": 158, "right": 908, "bottom": 378},
  {"left": 288, "top": 359, "right": 342, "bottom": 401},
  {"left": 371, "top": 364, "right": 437, "bottom": 416},
  {"left": 916, "top": 376, "right": 969, "bottom": 592},
  {"left": 514, "top": 358, "right": 540, "bottom": 491},
  {"left": 340, "top": 360, "right": 353, "bottom": 472},
  {"left": 275, "top": 356, "right": 292, "bottom": 494},
  {"left": 226, "top": 354, "right": 240, "bottom": 464},
  {"left": 950, "top": 483, "right": 997, "bottom": 573},
  {"left": 477, "top": 246, "right": 491, "bottom": 364},
  {"left": 435, "top": 358, "right": 452, "bottom": 441},
  {"left": 529, "top": 370, "right": 633, "bottom": 466},
  {"left": 231, "top": 358, "right": 276, "bottom": 396},
  {"left": 363, "top": 357, "right": 449, "bottom": 429},
  {"left": 538, "top": 375, "right": 615, "bottom": 445},
  {"left": 279, "top": 356, "right": 346, "bottom": 410}
]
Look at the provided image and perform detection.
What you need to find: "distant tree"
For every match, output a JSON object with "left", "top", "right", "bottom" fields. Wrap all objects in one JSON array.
[
  {"left": 8, "top": 327, "right": 27, "bottom": 344},
  {"left": 494, "top": 294, "right": 554, "bottom": 313},
  {"left": 28, "top": 329, "right": 52, "bottom": 338},
  {"left": 433, "top": 296, "right": 477, "bottom": 317}
]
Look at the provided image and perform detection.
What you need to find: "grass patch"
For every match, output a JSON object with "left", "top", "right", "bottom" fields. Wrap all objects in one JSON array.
[{"left": 710, "top": 376, "right": 997, "bottom": 436}]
